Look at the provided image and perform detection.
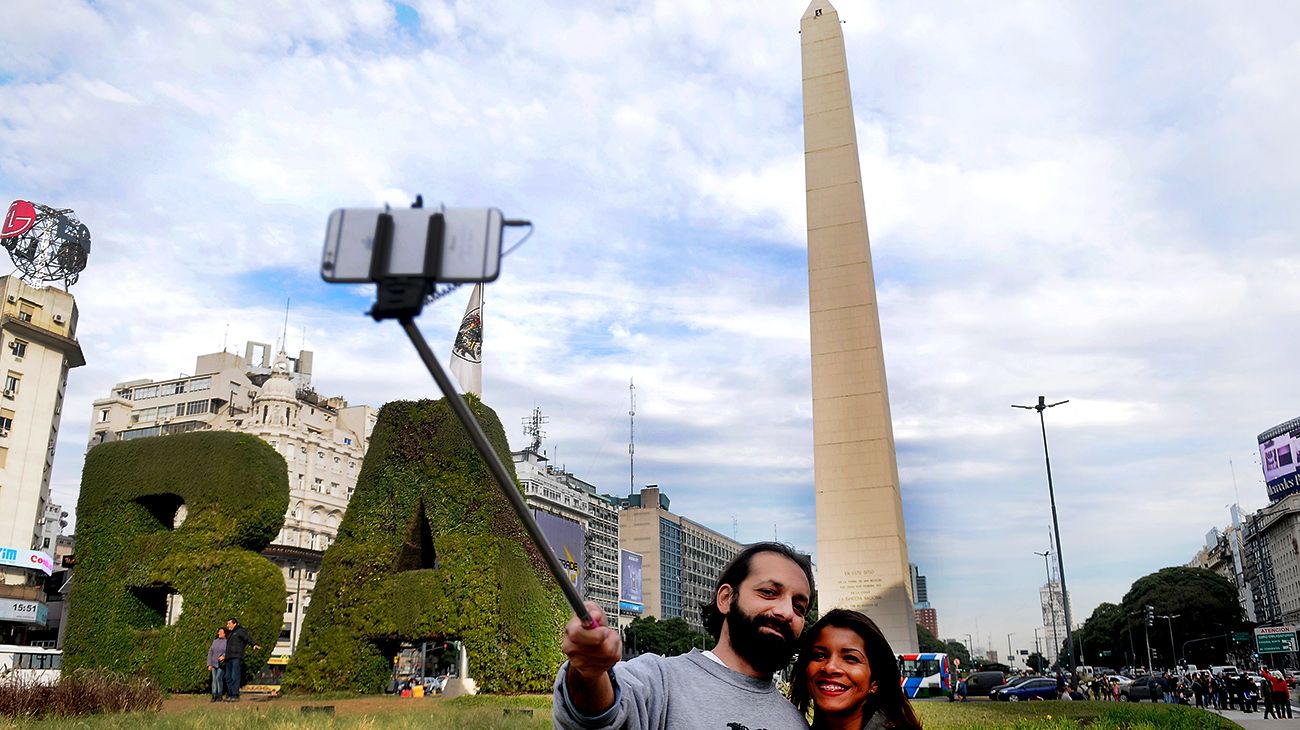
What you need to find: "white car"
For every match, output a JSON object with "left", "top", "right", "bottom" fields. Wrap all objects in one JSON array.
[{"left": 1106, "top": 674, "right": 1133, "bottom": 687}]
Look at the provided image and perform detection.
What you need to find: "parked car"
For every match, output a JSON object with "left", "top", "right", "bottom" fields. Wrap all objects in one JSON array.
[
  {"left": 1106, "top": 674, "right": 1133, "bottom": 688},
  {"left": 1120, "top": 675, "right": 1161, "bottom": 702},
  {"left": 996, "top": 677, "right": 1059, "bottom": 702},
  {"left": 964, "top": 671, "right": 1007, "bottom": 697}
]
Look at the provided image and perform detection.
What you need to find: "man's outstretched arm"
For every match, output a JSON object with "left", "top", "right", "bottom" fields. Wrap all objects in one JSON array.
[{"left": 561, "top": 601, "right": 622, "bottom": 716}]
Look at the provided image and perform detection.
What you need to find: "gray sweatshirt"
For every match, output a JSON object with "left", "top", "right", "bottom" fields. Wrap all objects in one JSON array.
[{"left": 553, "top": 649, "right": 809, "bottom": 730}]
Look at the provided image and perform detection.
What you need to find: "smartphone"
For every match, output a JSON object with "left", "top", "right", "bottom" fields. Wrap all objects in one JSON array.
[{"left": 321, "top": 207, "right": 504, "bottom": 283}]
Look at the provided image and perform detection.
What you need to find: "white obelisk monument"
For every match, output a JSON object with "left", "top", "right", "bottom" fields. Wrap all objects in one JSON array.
[{"left": 801, "top": 0, "right": 918, "bottom": 652}]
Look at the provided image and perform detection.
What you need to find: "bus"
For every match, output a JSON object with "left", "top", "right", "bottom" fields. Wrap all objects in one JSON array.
[
  {"left": 898, "top": 652, "right": 951, "bottom": 698},
  {"left": 0, "top": 644, "right": 62, "bottom": 685}
]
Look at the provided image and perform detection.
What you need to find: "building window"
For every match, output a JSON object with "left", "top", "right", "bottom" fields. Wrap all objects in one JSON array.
[
  {"left": 171, "top": 381, "right": 186, "bottom": 395},
  {"left": 98, "top": 409, "right": 108, "bottom": 423},
  {"left": 9, "top": 340, "right": 27, "bottom": 359},
  {"left": 0, "top": 414, "right": 13, "bottom": 432},
  {"left": 3, "top": 374, "right": 17, "bottom": 397},
  {"left": 17, "top": 305, "right": 32, "bottom": 322},
  {"left": 189, "top": 377, "right": 211, "bottom": 391}
]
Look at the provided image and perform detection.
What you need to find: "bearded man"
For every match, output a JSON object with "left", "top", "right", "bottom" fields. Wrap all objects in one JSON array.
[{"left": 555, "top": 542, "right": 815, "bottom": 730}]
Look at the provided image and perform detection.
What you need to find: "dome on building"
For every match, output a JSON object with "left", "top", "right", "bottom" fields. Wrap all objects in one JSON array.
[{"left": 257, "top": 350, "right": 298, "bottom": 403}]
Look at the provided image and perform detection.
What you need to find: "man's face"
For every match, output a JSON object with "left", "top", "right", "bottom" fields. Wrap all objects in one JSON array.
[
  {"left": 720, "top": 552, "right": 811, "bottom": 674},
  {"left": 226, "top": 620, "right": 236, "bottom": 631}
]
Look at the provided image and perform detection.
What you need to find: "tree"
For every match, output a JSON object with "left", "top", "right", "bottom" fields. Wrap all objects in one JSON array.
[
  {"left": 917, "top": 624, "right": 944, "bottom": 653},
  {"left": 624, "top": 616, "right": 711, "bottom": 657},
  {"left": 943, "top": 640, "right": 971, "bottom": 666},
  {"left": 1027, "top": 652, "right": 1049, "bottom": 672},
  {"left": 1121, "top": 567, "right": 1244, "bottom": 669}
]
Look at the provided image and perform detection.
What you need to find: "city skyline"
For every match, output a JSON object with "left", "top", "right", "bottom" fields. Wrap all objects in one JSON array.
[{"left": 2, "top": 0, "right": 1297, "bottom": 651}]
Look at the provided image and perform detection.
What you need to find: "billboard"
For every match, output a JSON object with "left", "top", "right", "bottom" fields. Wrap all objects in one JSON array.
[
  {"left": 1259, "top": 417, "right": 1300, "bottom": 502},
  {"left": 532, "top": 510, "right": 584, "bottom": 594},
  {"left": 619, "top": 550, "right": 643, "bottom": 614},
  {"left": 0, "top": 599, "right": 47, "bottom": 626},
  {"left": 0, "top": 546, "right": 53, "bottom": 576}
]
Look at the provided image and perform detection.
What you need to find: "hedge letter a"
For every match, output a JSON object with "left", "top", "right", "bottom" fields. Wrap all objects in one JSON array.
[
  {"left": 64, "top": 431, "right": 289, "bottom": 692},
  {"left": 283, "top": 398, "right": 568, "bottom": 694}
]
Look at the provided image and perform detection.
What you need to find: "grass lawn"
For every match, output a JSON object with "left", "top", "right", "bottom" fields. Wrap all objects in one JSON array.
[{"left": 3, "top": 695, "right": 1240, "bottom": 729}]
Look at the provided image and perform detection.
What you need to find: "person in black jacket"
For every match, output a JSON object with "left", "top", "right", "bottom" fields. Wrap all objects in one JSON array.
[{"left": 223, "top": 618, "right": 261, "bottom": 701}]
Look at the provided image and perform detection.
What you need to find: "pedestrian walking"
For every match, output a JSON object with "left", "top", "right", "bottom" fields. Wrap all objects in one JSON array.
[
  {"left": 207, "top": 627, "right": 227, "bottom": 702},
  {"left": 222, "top": 617, "right": 261, "bottom": 702}
]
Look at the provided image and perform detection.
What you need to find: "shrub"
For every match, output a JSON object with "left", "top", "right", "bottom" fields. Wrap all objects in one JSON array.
[
  {"left": 0, "top": 669, "right": 162, "bottom": 718},
  {"left": 64, "top": 431, "right": 289, "bottom": 692},
  {"left": 283, "top": 398, "right": 568, "bottom": 694}
]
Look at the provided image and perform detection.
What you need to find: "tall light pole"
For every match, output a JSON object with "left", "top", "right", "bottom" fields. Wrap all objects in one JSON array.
[
  {"left": 1158, "top": 614, "right": 1180, "bottom": 669},
  {"left": 965, "top": 633, "right": 974, "bottom": 662},
  {"left": 1034, "top": 549, "right": 1062, "bottom": 667},
  {"left": 1034, "top": 627, "right": 1042, "bottom": 667},
  {"left": 1007, "top": 633, "right": 1015, "bottom": 668},
  {"left": 1015, "top": 396, "right": 1075, "bottom": 671}
]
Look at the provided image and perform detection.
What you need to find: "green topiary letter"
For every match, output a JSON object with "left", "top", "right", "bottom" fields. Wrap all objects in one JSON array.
[
  {"left": 282, "top": 398, "right": 568, "bottom": 694},
  {"left": 64, "top": 431, "right": 289, "bottom": 692}
]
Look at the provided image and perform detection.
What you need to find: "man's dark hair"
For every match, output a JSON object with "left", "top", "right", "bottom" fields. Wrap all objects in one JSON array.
[
  {"left": 699, "top": 542, "right": 815, "bottom": 640},
  {"left": 227, "top": 617, "right": 238, "bottom": 624}
]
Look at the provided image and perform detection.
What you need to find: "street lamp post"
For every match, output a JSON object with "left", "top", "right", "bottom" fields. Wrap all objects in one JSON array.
[
  {"left": 965, "top": 633, "right": 974, "bottom": 662},
  {"left": 1015, "top": 396, "right": 1075, "bottom": 672},
  {"left": 1034, "top": 627, "right": 1042, "bottom": 657},
  {"left": 1007, "top": 633, "right": 1015, "bottom": 668},
  {"left": 1158, "top": 614, "right": 1180, "bottom": 669}
]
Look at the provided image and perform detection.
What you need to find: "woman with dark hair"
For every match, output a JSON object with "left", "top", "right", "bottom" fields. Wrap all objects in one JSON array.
[
  {"left": 791, "top": 609, "right": 924, "bottom": 730},
  {"left": 207, "top": 626, "right": 227, "bottom": 702}
]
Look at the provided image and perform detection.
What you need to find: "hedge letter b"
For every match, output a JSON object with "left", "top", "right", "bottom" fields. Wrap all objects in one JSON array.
[{"left": 64, "top": 432, "right": 289, "bottom": 692}]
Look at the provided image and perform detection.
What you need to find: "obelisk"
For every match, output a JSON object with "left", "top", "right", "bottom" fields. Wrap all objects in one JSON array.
[{"left": 801, "top": 0, "right": 918, "bottom": 652}]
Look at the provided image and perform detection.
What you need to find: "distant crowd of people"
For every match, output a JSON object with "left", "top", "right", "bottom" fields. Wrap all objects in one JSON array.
[{"left": 205, "top": 618, "right": 261, "bottom": 702}]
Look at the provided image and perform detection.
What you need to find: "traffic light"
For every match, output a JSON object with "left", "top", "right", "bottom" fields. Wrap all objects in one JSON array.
[{"left": 1145, "top": 605, "right": 1154, "bottom": 627}]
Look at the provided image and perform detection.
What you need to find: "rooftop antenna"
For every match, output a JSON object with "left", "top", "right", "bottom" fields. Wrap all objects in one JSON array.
[
  {"left": 629, "top": 378, "right": 636, "bottom": 496},
  {"left": 281, "top": 298, "right": 291, "bottom": 353},
  {"left": 222, "top": 323, "right": 229, "bottom": 353},
  {"left": 1229, "top": 457, "right": 1241, "bottom": 508},
  {"left": 522, "top": 406, "right": 548, "bottom": 453},
  {"left": 732, "top": 515, "right": 738, "bottom": 541}
]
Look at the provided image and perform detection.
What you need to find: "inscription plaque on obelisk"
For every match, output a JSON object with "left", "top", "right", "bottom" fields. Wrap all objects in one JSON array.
[{"left": 801, "top": 0, "right": 918, "bottom": 653}]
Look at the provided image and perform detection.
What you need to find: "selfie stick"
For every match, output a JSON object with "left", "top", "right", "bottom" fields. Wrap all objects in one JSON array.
[{"left": 366, "top": 208, "right": 595, "bottom": 630}]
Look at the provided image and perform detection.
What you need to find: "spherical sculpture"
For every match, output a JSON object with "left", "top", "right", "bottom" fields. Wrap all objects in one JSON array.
[{"left": 0, "top": 200, "right": 91, "bottom": 288}]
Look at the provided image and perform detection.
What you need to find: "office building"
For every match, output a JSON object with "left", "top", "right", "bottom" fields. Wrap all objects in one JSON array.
[
  {"left": 0, "top": 277, "right": 83, "bottom": 644},
  {"left": 617, "top": 485, "right": 742, "bottom": 633},
  {"left": 513, "top": 447, "right": 620, "bottom": 619},
  {"left": 87, "top": 341, "right": 376, "bottom": 656}
]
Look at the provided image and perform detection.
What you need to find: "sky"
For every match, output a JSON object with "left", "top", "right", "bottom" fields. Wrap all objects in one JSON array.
[{"left": 3, "top": 0, "right": 1299, "bottom": 661}]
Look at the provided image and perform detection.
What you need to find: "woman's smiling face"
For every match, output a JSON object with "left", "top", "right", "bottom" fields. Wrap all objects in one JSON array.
[{"left": 806, "top": 626, "right": 878, "bottom": 721}]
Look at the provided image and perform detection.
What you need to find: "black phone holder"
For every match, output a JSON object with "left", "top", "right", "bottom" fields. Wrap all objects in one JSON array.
[{"left": 368, "top": 207, "right": 446, "bottom": 322}]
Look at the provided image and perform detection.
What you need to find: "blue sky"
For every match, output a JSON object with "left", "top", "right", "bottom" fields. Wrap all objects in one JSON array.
[{"left": 4, "top": 0, "right": 1300, "bottom": 659}]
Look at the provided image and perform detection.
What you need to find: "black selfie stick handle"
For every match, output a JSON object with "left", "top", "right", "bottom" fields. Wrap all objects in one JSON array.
[{"left": 398, "top": 318, "right": 596, "bottom": 629}]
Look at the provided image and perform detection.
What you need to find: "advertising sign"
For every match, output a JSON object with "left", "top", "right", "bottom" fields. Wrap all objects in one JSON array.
[
  {"left": 1255, "top": 625, "right": 1299, "bottom": 654},
  {"left": 0, "top": 546, "right": 53, "bottom": 576},
  {"left": 619, "top": 550, "right": 643, "bottom": 614},
  {"left": 532, "top": 510, "right": 584, "bottom": 593},
  {"left": 0, "top": 599, "right": 47, "bottom": 626},
  {"left": 1259, "top": 418, "right": 1300, "bottom": 502}
]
